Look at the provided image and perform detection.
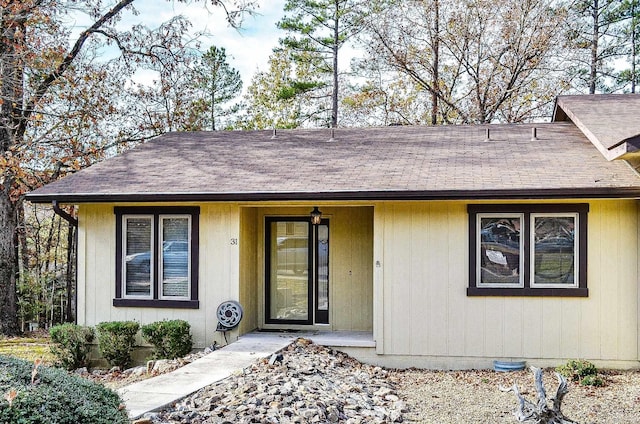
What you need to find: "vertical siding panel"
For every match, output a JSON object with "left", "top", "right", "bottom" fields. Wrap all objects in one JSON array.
[
  {"left": 335, "top": 208, "right": 352, "bottom": 330},
  {"left": 503, "top": 298, "right": 523, "bottom": 358},
  {"left": 344, "top": 209, "right": 357, "bottom": 330},
  {"left": 522, "top": 300, "right": 542, "bottom": 358},
  {"left": 617, "top": 201, "right": 638, "bottom": 359},
  {"left": 374, "top": 203, "right": 386, "bottom": 354},
  {"left": 93, "top": 205, "right": 113, "bottom": 325},
  {"left": 330, "top": 208, "right": 349, "bottom": 330},
  {"left": 381, "top": 203, "right": 393, "bottom": 353},
  {"left": 581, "top": 201, "right": 601, "bottom": 359},
  {"left": 447, "top": 204, "right": 467, "bottom": 356},
  {"left": 239, "top": 207, "right": 258, "bottom": 335},
  {"left": 199, "top": 205, "right": 214, "bottom": 343},
  {"left": 465, "top": 298, "right": 485, "bottom": 357},
  {"left": 559, "top": 299, "right": 581, "bottom": 359},
  {"left": 599, "top": 201, "right": 619, "bottom": 359},
  {"left": 541, "top": 298, "right": 562, "bottom": 358},
  {"left": 387, "top": 204, "right": 412, "bottom": 354},
  {"left": 409, "top": 204, "right": 428, "bottom": 355},
  {"left": 353, "top": 207, "right": 374, "bottom": 331},
  {"left": 77, "top": 205, "right": 90, "bottom": 326},
  {"left": 484, "top": 298, "right": 504, "bottom": 357},
  {"left": 428, "top": 203, "right": 448, "bottom": 356}
]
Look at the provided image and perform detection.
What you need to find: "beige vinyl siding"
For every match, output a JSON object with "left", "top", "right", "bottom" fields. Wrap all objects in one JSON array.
[
  {"left": 374, "top": 200, "right": 639, "bottom": 366},
  {"left": 239, "top": 207, "right": 258, "bottom": 334},
  {"left": 329, "top": 207, "right": 373, "bottom": 331},
  {"left": 77, "top": 203, "right": 242, "bottom": 348}
]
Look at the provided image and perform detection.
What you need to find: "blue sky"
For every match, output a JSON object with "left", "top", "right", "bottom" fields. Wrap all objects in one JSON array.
[
  {"left": 67, "top": 1, "right": 361, "bottom": 92},
  {"left": 68, "top": 0, "right": 288, "bottom": 88}
]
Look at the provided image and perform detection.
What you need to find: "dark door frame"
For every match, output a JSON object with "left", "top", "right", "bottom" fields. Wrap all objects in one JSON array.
[{"left": 264, "top": 217, "right": 329, "bottom": 325}]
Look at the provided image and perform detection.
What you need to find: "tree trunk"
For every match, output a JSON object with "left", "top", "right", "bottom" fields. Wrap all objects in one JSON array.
[
  {"left": 590, "top": 0, "right": 599, "bottom": 94},
  {"left": 332, "top": 0, "right": 340, "bottom": 128},
  {"left": 431, "top": 0, "right": 440, "bottom": 125},
  {"left": 0, "top": 189, "right": 20, "bottom": 335},
  {"left": 632, "top": 1, "right": 637, "bottom": 93}
]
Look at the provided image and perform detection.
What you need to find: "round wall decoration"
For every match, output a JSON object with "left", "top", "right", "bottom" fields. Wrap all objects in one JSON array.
[{"left": 216, "top": 300, "right": 243, "bottom": 330}]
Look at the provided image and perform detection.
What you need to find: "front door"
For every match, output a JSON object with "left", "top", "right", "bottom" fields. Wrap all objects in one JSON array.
[{"left": 265, "top": 218, "right": 329, "bottom": 325}]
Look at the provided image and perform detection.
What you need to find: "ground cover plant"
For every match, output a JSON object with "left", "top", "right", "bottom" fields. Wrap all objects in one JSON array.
[
  {"left": 0, "top": 355, "right": 128, "bottom": 423},
  {"left": 0, "top": 335, "right": 54, "bottom": 363},
  {"left": 556, "top": 359, "right": 605, "bottom": 387}
]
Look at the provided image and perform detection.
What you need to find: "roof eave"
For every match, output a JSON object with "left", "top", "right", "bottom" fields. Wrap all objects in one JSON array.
[{"left": 25, "top": 187, "right": 640, "bottom": 204}]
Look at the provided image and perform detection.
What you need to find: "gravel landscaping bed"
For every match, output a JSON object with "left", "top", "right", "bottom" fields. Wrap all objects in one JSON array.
[
  {"left": 129, "top": 339, "right": 640, "bottom": 423},
  {"left": 392, "top": 367, "right": 640, "bottom": 423}
]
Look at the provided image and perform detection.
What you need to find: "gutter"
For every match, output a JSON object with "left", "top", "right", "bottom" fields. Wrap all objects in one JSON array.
[
  {"left": 26, "top": 187, "right": 640, "bottom": 204},
  {"left": 52, "top": 200, "right": 78, "bottom": 227}
]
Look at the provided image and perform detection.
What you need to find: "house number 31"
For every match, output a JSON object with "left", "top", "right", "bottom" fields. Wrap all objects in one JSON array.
[{"left": 230, "top": 238, "right": 238, "bottom": 245}]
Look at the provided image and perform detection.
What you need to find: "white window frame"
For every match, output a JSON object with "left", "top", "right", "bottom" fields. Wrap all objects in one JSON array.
[
  {"left": 476, "top": 213, "right": 525, "bottom": 288},
  {"left": 530, "top": 213, "right": 579, "bottom": 289},
  {"left": 122, "top": 214, "right": 154, "bottom": 299},
  {"left": 158, "top": 214, "right": 192, "bottom": 301}
]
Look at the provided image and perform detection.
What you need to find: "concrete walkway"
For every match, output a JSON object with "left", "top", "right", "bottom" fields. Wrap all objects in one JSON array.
[
  {"left": 119, "top": 331, "right": 375, "bottom": 419},
  {"left": 118, "top": 332, "right": 295, "bottom": 419}
]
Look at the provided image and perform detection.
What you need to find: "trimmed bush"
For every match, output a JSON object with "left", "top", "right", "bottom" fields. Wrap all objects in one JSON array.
[
  {"left": 96, "top": 321, "right": 139, "bottom": 369},
  {"left": 141, "top": 319, "right": 193, "bottom": 359},
  {"left": 0, "top": 355, "right": 128, "bottom": 423},
  {"left": 49, "top": 323, "right": 94, "bottom": 370},
  {"left": 556, "top": 359, "right": 604, "bottom": 386}
]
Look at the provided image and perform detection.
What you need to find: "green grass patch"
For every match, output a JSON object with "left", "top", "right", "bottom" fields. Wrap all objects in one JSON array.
[{"left": 0, "top": 336, "right": 55, "bottom": 363}]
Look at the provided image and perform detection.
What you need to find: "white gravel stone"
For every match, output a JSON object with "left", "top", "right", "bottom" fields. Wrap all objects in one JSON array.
[{"left": 151, "top": 338, "right": 404, "bottom": 423}]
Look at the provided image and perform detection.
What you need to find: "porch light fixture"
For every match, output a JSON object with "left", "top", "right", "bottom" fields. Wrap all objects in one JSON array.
[{"left": 310, "top": 207, "right": 322, "bottom": 225}]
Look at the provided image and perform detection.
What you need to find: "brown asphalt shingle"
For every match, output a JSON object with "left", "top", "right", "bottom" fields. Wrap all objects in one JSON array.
[
  {"left": 27, "top": 121, "right": 640, "bottom": 203},
  {"left": 554, "top": 94, "right": 640, "bottom": 159}
]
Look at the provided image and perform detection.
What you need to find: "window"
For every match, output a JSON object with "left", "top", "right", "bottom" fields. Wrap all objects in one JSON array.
[
  {"left": 115, "top": 207, "right": 199, "bottom": 308},
  {"left": 468, "top": 204, "right": 588, "bottom": 297}
]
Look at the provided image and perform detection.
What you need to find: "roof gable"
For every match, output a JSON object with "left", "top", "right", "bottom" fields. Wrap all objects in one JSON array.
[{"left": 553, "top": 94, "right": 640, "bottom": 160}]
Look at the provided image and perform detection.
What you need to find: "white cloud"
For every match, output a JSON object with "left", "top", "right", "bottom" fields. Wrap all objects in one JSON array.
[
  {"left": 67, "top": 0, "right": 286, "bottom": 87},
  {"left": 128, "top": 0, "right": 286, "bottom": 86},
  {"left": 67, "top": 1, "right": 361, "bottom": 90}
]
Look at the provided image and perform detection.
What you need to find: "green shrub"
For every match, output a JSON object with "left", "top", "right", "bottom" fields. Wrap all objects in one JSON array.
[
  {"left": 556, "top": 359, "right": 603, "bottom": 386},
  {"left": 49, "top": 323, "right": 94, "bottom": 370},
  {"left": 96, "top": 321, "right": 139, "bottom": 369},
  {"left": 0, "top": 355, "right": 129, "bottom": 423},
  {"left": 141, "top": 319, "right": 193, "bottom": 359}
]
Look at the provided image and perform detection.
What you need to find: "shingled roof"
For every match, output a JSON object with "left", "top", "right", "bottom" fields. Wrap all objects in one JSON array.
[
  {"left": 27, "top": 118, "right": 640, "bottom": 203},
  {"left": 554, "top": 94, "right": 640, "bottom": 160}
]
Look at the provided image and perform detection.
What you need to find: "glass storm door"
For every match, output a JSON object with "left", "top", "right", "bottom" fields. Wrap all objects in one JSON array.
[{"left": 265, "top": 218, "right": 329, "bottom": 325}]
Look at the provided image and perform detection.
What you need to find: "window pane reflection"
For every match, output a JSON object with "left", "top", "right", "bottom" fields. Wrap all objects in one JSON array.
[
  {"left": 161, "top": 217, "right": 190, "bottom": 298},
  {"left": 124, "top": 217, "right": 152, "bottom": 296},
  {"left": 533, "top": 216, "right": 576, "bottom": 285},
  {"left": 480, "top": 217, "right": 521, "bottom": 285},
  {"left": 270, "top": 221, "right": 309, "bottom": 321}
]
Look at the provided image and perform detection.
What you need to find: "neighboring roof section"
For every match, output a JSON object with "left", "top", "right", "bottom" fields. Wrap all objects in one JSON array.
[
  {"left": 26, "top": 122, "right": 640, "bottom": 204},
  {"left": 553, "top": 94, "right": 640, "bottom": 160}
]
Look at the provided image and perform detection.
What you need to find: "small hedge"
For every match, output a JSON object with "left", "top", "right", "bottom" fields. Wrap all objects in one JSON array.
[
  {"left": 141, "top": 319, "right": 193, "bottom": 360},
  {"left": 96, "top": 321, "right": 140, "bottom": 369},
  {"left": 0, "top": 355, "right": 128, "bottom": 423},
  {"left": 49, "top": 323, "right": 94, "bottom": 370}
]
